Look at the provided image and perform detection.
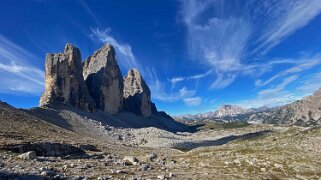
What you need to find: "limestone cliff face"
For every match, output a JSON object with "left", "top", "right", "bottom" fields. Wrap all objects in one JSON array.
[
  {"left": 123, "top": 68, "right": 152, "bottom": 117},
  {"left": 83, "top": 44, "right": 124, "bottom": 114},
  {"left": 39, "top": 44, "right": 95, "bottom": 111}
]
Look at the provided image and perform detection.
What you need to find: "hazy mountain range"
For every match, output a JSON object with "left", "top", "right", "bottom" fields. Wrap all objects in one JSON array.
[
  {"left": 175, "top": 89, "right": 321, "bottom": 127},
  {"left": 174, "top": 105, "right": 270, "bottom": 121}
]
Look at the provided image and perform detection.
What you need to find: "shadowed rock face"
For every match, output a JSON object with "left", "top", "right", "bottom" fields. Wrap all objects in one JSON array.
[
  {"left": 123, "top": 68, "right": 152, "bottom": 117},
  {"left": 1, "top": 142, "right": 86, "bottom": 157},
  {"left": 83, "top": 44, "right": 124, "bottom": 114},
  {"left": 151, "top": 102, "right": 158, "bottom": 114},
  {"left": 39, "top": 44, "right": 95, "bottom": 112}
]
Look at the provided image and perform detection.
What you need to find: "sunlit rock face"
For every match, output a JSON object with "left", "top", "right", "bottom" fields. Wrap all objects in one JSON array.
[
  {"left": 123, "top": 68, "right": 152, "bottom": 118},
  {"left": 264, "top": 88, "right": 321, "bottom": 126},
  {"left": 40, "top": 43, "right": 96, "bottom": 111},
  {"left": 40, "top": 43, "right": 160, "bottom": 118},
  {"left": 83, "top": 44, "right": 124, "bottom": 114}
]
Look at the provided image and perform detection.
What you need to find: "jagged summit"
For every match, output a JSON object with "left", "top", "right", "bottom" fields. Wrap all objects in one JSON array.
[
  {"left": 86, "top": 44, "right": 116, "bottom": 64},
  {"left": 123, "top": 68, "right": 152, "bottom": 117},
  {"left": 39, "top": 43, "right": 162, "bottom": 119},
  {"left": 123, "top": 68, "right": 151, "bottom": 97},
  {"left": 83, "top": 43, "right": 123, "bottom": 114},
  {"left": 40, "top": 43, "right": 96, "bottom": 111},
  {"left": 175, "top": 104, "right": 252, "bottom": 121},
  {"left": 64, "top": 43, "right": 75, "bottom": 53},
  {"left": 262, "top": 88, "right": 321, "bottom": 126},
  {"left": 215, "top": 104, "right": 249, "bottom": 117}
]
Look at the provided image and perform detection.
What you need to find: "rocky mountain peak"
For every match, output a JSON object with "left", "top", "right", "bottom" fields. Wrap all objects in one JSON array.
[
  {"left": 123, "top": 68, "right": 152, "bottom": 117},
  {"left": 64, "top": 43, "right": 75, "bottom": 53},
  {"left": 39, "top": 43, "right": 96, "bottom": 111},
  {"left": 39, "top": 43, "right": 162, "bottom": 118},
  {"left": 215, "top": 104, "right": 248, "bottom": 117},
  {"left": 83, "top": 44, "right": 124, "bottom": 114},
  {"left": 123, "top": 68, "right": 151, "bottom": 98},
  {"left": 263, "top": 88, "right": 321, "bottom": 126},
  {"left": 174, "top": 104, "right": 253, "bottom": 121},
  {"left": 89, "top": 43, "right": 116, "bottom": 60}
]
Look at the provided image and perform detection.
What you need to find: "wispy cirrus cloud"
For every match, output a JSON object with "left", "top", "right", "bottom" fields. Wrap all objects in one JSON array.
[
  {"left": 239, "top": 75, "right": 299, "bottom": 108},
  {"left": 258, "top": 75, "right": 298, "bottom": 96},
  {"left": 210, "top": 73, "right": 236, "bottom": 89},
  {"left": 169, "top": 70, "right": 212, "bottom": 88},
  {"left": 148, "top": 68, "right": 201, "bottom": 106},
  {"left": 183, "top": 97, "right": 202, "bottom": 106},
  {"left": 239, "top": 68, "right": 321, "bottom": 109},
  {"left": 0, "top": 35, "right": 44, "bottom": 95},
  {"left": 181, "top": 0, "right": 321, "bottom": 89},
  {"left": 238, "top": 53, "right": 321, "bottom": 108},
  {"left": 79, "top": 0, "right": 103, "bottom": 28},
  {"left": 255, "top": 54, "right": 321, "bottom": 87},
  {"left": 253, "top": 0, "right": 321, "bottom": 54},
  {"left": 90, "top": 28, "right": 141, "bottom": 73}
]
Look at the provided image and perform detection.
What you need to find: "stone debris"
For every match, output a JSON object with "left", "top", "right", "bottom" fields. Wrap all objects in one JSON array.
[
  {"left": 17, "top": 151, "right": 36, "bottom": 160},
  {"left": 147, "top": 153, "right": 158, "bottom": 161},
  {"left": 123, "top": 156, "right": 140, "bottom": 166}
]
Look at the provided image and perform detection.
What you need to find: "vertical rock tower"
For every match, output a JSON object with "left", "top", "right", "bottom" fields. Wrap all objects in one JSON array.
[
  {"left": 83, "top": 44, "right": 124, "bottom": 114},
  {"left": 39, "top": 44, "right": 95, "bottom": 111},
  {"left": 123, "top": 68, "right": 152, "bottom": 117},
  {"left": 40, "top": 43, "right": 159, "bottom": 118}
]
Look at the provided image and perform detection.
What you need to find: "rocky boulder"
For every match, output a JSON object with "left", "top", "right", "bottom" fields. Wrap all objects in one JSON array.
[
  {"left": 123, "top": 156, "right": 140, "bottom": 166},
  {"left": 123, "top": 68, "right": 152, "bottom": 117},
  {"left": 17, "top": 151, "right": 36, "bottom": 160},
  {"left": 83, "top": 44, "right": 124, "bottom": 114},
  {"left": 39, "top": 43, "right": 95, "bottom": 111}
]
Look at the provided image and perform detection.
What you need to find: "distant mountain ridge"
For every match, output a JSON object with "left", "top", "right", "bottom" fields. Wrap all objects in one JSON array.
[
  {"left": 175, "top": 89, "right": 321, "bottom": 127},
  {"left": 260, "top": 88, "right": 321, "bottom": 126},
  {"left": 174, "top": 104, "right": 269, "bottom": 121}
]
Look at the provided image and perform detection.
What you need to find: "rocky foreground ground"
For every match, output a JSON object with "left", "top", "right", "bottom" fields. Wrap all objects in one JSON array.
[{"left": 0, "top": 101, "right": 321, "bottom": 179}]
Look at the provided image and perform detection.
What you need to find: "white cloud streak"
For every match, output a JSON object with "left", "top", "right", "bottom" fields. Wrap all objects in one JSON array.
[
  {"left": 90, "top": 28, "right": 141, "bottom": 73},
  {"left": 169, "top": 70, "right": 212, "bottom": 88},
  {"left": 254, "top": 0, "right": 321, "bottom": 54},
  {"left": 258, "top": 75, "right": 298, "bottom": 96},
  {"left": 239, "top": 75, "right": 299, "bottom": 108},
  {"left": 237, "top": 53, "right": 321, "bottom": 108},
  {"left": 79, "top": 0, "right": 103, "bottom": 28},
  {"left": 148, "top": 68, "right": 201, "bottom": 106},
  {"left": 0, "top": 35, "right": 44, "bottom": 95},
  {"left": 255, "top": 55, "right": 321, "bottom": 87},
  {"left": 210, "top": 73, "right": 236, "bottom": 90},
  {"left": 183, "top": 97, "right": 202, "bottom": 106},
  {"left": 181, "top": 0, "right": 321, "bottom": 89}
]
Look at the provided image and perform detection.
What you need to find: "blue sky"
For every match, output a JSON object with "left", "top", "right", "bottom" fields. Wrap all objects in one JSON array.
[{"left": 1, "top": 0, "right": 321, "bottom": 115}]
